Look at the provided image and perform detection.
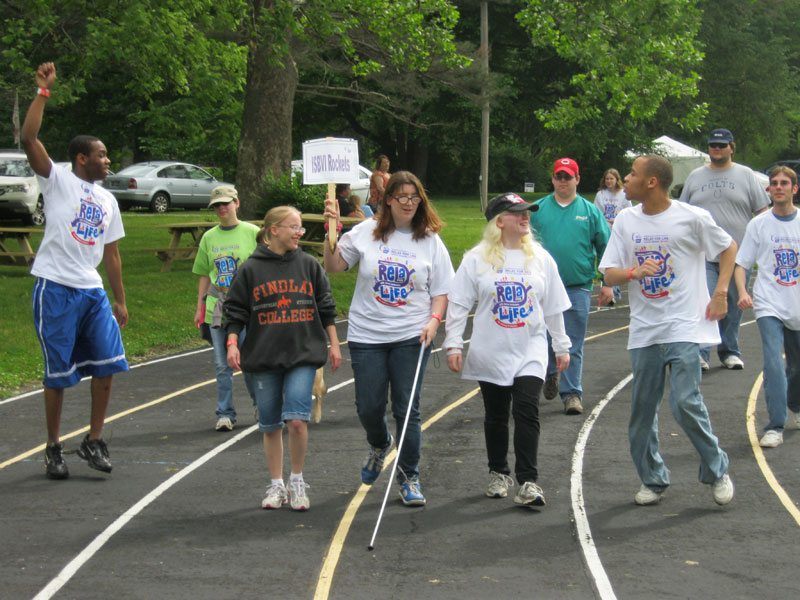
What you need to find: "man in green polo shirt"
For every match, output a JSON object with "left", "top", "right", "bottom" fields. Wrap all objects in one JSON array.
[{"left": 530, "top": 158, "right": 612, "bottom": 415}]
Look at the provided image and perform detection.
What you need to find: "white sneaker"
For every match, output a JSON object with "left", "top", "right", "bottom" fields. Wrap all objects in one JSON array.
[
  {"left": 514, "top": 481, "right": 546, "bottom": 507},
  {"left": 261, "top": 482, "right": 288, "bottom": 509},
  {"left": 759, "top": 430, "right": 784, "bottom": 448},
  {"left": 634, "top": 484, "right": 663, "bottom": 505},
  {"left": 486, "top": 471, "right": 514, "bottom": 498},
  {"left": 215, "top": 417, "right": 234, "bottom": 431},
  {"left": 721, "top": 355, "right": 744, "bottom": 370},
  {"left": 792, "top": 411, "right": 800, "bottom": 430},
  {"left": 288, "top": 479, "right": 310, "bottom": 511},
  {"left": 699, "top": 357, "right": 710, "bottom": 372},
  {"left": 711, "top": 473, "right": 734, "bottom": 505}
]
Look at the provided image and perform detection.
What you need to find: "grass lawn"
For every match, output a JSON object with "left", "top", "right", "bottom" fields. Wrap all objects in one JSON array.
[{"left": 1, "top": 193, "right": 552, "bottom": 397}]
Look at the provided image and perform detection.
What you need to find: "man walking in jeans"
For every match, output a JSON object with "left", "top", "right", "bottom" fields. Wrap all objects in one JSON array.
[
  {"left": 531, "top": 158, "right": 612, "bottom": 414},
  {"left": 600, "top": 154, "right": 735, "bottom": 506},
  {"left": 735, "top": 166, "right": 800, "bottom": 448},
  {"left": 680, "top": 128, "right": 769, "bottom": 370}
]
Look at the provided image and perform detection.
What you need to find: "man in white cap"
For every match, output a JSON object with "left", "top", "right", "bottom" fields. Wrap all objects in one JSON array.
[{"left": 680, "top": 128, "right": 769, "bottom": 370}]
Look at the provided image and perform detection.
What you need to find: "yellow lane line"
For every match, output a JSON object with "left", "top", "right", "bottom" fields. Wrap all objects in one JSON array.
[
  {"left": 745, "top": 373, "right": 800, "bottom": 526},
  {"left": 313, "top": 387, "right": 481, "bottom": 599},
  {"left": 0, "top": 378, "right": 216, "bottom": 471}
]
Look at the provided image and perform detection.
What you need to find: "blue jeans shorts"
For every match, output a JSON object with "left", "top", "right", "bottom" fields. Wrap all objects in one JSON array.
[
  {"left": 245, "top": 365, "right": 317, "bottom": 433},
  {"left": 33, "top": 278, "right": 128, "bottom": 389}
]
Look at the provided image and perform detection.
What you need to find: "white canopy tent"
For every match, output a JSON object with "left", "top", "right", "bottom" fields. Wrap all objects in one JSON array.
[{"left": 627, "top": 135, "right": 708, "bottom": 196}]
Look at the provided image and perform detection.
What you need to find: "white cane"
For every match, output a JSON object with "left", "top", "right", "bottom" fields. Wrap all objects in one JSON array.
[{"left": 367, "top": 340, "right": 427, "bottom": 551}]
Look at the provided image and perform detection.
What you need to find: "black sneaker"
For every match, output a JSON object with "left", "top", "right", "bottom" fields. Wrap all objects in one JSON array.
[
  {"left": 77, "top": 435, "right": 113, "bottom": 473},
  {"left": 543, "top": 372, "right": 559, "bottom": 400},
  {"left": 44, "top": 442, "right": 69, "bottom": 480}
]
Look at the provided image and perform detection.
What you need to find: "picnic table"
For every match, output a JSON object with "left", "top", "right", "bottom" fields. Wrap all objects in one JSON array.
[
  {"left": 0, "top": 227, "right": 41, "bottom": 266},
  {"left": 144, "top": 214, "right": 364, "bottom": 271}
]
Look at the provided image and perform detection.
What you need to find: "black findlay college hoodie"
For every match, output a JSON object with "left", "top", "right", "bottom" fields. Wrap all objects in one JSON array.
[{"left": 223, "top": 245, "right": 337, "bottom": 372}]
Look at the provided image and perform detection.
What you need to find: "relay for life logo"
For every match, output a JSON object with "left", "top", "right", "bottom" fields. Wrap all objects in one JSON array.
[
  {"left": 633, "top": 244, "right": 675, "bottom": 298},
  {"left": 373, "top": 257, "right": 416, "bottom": 306},
  {"left": 69, "top": 187, "right": 107, "bottom": 246},
  {"left": 773, "top": 246, "right": 800, "bottom": 286},
  {"left": 213, "top": 255, "right": 242, "bottom": 292},
  {"left": 491, "top": 277, "right": 534, "bottom": 328}
]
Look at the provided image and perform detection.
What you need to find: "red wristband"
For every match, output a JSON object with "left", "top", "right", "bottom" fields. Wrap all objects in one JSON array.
[
  {"left": 226, "top": 339, "right": 237, "bottom": 347},
  {"left": 37, "top": 87, "right": 51, "bottom": 98},
  {"left": 627, "top": 267, "right": 635, "bottom": 280},
  {"left": 323, "top": 221, "right": 343, "bottom": 232},
  {"left": 431, "top": 313, "right": 442, "bottom": 322}
]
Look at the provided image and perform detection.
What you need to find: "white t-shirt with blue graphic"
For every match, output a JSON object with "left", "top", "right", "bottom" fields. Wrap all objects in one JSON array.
[
  {"left": 338, "top": 219, "right": 454, "bottom": 344},
  {"left": 594, "top": 188, "right": 632, "bottom": 226},
  {"left": 736, "top": 209, "right": 800, "bottom": 330},
  {"left": 445, "top": 246, "right": 571, "bottom": 385},
  {"left": 31, "top": 161, "right": 124, "bottom": 289},
  {"left": 599, "top": 201, "right": 732, "bottom": 349}
]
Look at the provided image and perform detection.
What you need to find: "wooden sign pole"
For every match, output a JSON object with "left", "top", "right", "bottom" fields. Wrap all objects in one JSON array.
[{"left": 327, "top": 181, "right": 337, "bottom": 250}]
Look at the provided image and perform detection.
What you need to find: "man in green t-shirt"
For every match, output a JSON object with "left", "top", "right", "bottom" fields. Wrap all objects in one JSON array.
[
  {"left": 192, "top": 185, "right": 260, "bottom": 431},
  {"left": 530, "top": 158, "right": 612, "bottom": 415}
]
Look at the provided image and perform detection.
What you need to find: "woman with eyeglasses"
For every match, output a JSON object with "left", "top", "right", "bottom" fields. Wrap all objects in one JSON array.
[
  {"left": 323, "top": 171, "right": 454, "bottom": 506},
  {"left": 192, "top": 185, "right": 260, "bottom": 432},
  {"left": 224, "top": 206, "right": 342, "bottom": 511}
]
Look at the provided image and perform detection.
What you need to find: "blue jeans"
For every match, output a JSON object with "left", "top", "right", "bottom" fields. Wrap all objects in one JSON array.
[
  {"left": 629, "top": 342, "right": 729, "bottom": 492},
  {"left": 547, "top": 286, "right": 590, "bottom": 402},
  {"left": 209, "top": 325, "right": 248, "bottom": 421},
  {"left": 756, "top": 317, "right": 800, "bottom": 432},
  {"left": 700, "top": 262, "right": 750, "bottom": 362},
  {"left": 245, "top": 365, "right": 317, "bottom": 433},
  {"left": 349, "top": 338, "right": 431, "bottom": 483}
]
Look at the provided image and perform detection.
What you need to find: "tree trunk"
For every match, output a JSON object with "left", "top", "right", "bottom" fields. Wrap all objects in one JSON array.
[{"left": 236, "top": 41, "right": 298, "bottom": 219}]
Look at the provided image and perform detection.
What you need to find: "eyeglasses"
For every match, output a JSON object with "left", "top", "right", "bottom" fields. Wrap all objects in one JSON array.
[
  {"left": 554, "top": 172, "right": 574, "bottom": 181},
  {"left": 277, "top": 225, "right": 306, "bottom": 234},
  {"left": 212, "top": 200, "right": 234, "bottom": 207},
  {"left": 393, "top": 195, "right": 422, "bottom": 205},
  {"left": 709, "top": 143, "right": 729, "bottom": 149}
]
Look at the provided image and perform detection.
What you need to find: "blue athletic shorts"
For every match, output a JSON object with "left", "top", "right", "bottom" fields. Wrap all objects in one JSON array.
[{"left": 33, "top": 278, "right": 129, "bottom": 389}]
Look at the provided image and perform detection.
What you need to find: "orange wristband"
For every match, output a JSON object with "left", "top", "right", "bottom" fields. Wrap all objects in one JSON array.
[
  {"left": 37, "top": 87, "right": 50, "bottom": 98},
  {"left": 627, "top": 267, "right": 635, "bottom": 280},
  {"left": 431, "top": 313, "right": 442, "bottom": 322}
]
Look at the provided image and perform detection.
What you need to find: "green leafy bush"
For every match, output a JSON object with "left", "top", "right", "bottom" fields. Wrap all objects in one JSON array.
[{"left": 255, "top": 171, "right": 326, "bottom": 215}]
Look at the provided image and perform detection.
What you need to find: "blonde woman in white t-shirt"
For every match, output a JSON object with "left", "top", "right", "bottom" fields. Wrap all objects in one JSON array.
[
  {"left": 444, "top": 193, "right": 571, "bottom": 508},
  {"left": 323, "top": 170, "right": 454, "bottom": 507}
]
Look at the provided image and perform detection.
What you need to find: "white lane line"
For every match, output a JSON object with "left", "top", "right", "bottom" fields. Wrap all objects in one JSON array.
[
  {"left": 32, "top": 424, "right": 258, "bottom": 600},
  {"left": 571, "top": 373, "right": 633, "bottom": 600}
]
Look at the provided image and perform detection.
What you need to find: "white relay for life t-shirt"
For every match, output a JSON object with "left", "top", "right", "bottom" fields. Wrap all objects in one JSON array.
[
  {"left": 31, "top": 161, "right": 124, "bottom": 289},
  {"left": 599, "top": 201, "right": 732, "bottom": 349},
  {"left": 338, "top": 219, "right": 454, "bottom": 344},
  {"left": 736, "top": 210, "right": 800, "bottom": 330},
  {"left": 444, "top": 246, "right": 571, "bottom": 385}
]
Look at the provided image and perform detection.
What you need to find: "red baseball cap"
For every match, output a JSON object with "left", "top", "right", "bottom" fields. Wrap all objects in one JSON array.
[{"left": 553, "top": 157, "right": 579, "bottom": 177}]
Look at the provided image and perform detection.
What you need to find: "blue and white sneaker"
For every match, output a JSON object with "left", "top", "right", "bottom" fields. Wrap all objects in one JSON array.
[
  {"left": 399, "top": 478, "right": 426, "bottom": 506},
  {"left": 361, "top": 434, "right": 393, "bottom": 485}
]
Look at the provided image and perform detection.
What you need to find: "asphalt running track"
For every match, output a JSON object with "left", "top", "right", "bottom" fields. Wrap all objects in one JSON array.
[{"left": 1, "top": 285, "right": 798, "bottom": 600}]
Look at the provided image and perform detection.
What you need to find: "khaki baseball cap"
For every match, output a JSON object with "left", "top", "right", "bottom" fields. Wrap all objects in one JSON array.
[{"left": 208, "top": 185, "right": 238, "bottom": 208}]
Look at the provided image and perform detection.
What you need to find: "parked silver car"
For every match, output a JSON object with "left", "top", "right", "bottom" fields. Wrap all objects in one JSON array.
[
  {"left": 0, "top": 151, "right": 45, "bottom": 225},
  {"left": 104, "top": 161, "right": 232, "bottom": 213}
]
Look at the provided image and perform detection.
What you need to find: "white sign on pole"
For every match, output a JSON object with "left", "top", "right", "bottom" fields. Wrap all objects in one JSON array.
[
  {"left": 302, "top": 138, "right": 360, "bottom": 184},
  {"left": 524, "top": 182, "right": 535, "bottom": 193}
]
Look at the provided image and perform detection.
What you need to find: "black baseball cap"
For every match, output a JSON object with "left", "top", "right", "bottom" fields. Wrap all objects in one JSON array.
[
  {"left": 708, "top": 128, "right": 734, "bottom": 144},
  {"left": 484, "top": 192, "right": 539, "bottom": 222}
]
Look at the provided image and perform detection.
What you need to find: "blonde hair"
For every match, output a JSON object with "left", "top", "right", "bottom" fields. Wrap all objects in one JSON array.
[
  {"left": 257, "top": 206, "right": 302, "bottom": 245},
  {"left": 477, "top": 214, "right": 538, "bottom": 271},
  {"left": 349, "top": 193, "right": 362, "bottom": 209}
]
